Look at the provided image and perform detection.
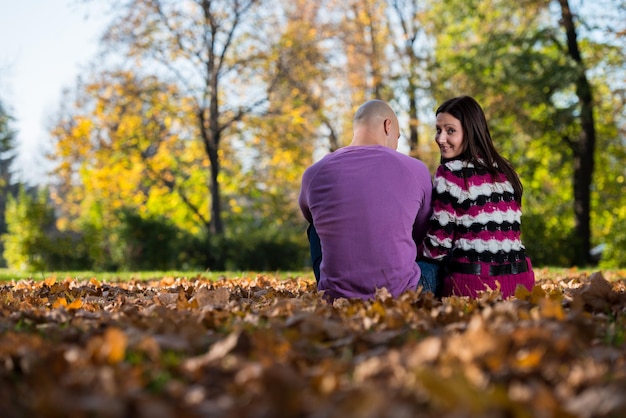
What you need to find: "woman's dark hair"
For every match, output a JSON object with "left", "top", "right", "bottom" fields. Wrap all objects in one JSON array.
[{"left": 436, "top": 95, "right": 523, "bottom": 203}]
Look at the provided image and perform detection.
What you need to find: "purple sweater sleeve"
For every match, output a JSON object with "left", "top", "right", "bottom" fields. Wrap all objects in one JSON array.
[{"left": 412, "top": 178, "right": 433, "bottom": 247}]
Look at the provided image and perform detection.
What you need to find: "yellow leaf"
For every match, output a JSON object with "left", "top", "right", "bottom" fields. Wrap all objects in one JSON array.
[
  {"left": 516, "top": 285, "right": 547, "bottom": 304},
  {"left": 67, "top": 298, "right": 83, "bottom": 310},
  {"left": 539, "top": 298, "right": 565, "bottom": 320},
  {"left": 514, "top": 348, "right": 545, "bottom": 370},
  {"left": 514, "top": 284, "right": 531, "bottom": 300},
  {"left": 102, "top": 328, "right": 128, "bottom": 364},
  {"left": 370, "top": 301, "right": 387, "bottom": 318},
  {"left": 53, "top": 297, "right": 68, "bottom": 308}
]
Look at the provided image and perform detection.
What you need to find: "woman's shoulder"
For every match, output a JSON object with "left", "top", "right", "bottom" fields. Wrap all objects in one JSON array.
[
  {"left": 441, "top": 159, "right": 469, "bottom": 172},
  {"left": 441, "top": 158, "right": 501, "bottom": 176},
  {"left": 438, "top": 159, "right": 476, "bottom": 179}
]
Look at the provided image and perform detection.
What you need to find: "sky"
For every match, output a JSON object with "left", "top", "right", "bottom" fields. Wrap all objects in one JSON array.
[{"left": 0, "top": 0, "right": 110, "bottom": 185}]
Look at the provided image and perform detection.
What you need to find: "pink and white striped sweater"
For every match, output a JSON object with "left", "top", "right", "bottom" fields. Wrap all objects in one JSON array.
[
  {"left": 423, "top": 158, "right": 528, "bottom": 265},
  {"left": 422, "top": 158, "right": 535, "bottom": 297}
]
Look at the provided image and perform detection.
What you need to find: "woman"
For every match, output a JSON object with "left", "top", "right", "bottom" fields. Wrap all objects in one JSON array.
[{"left": 421, "top": 96, "right": 535, "bottom": 298}]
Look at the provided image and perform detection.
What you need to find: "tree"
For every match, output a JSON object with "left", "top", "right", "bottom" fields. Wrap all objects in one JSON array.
[
  {"left": 592, "top": 81, "right": 626, "bottom": 267},
  {"left": 572, "top": 0, "right": 626, "bottom": 266},
  {"left": 386, "top": 0, "right": 434, "bottom": 158},
  {"left": 347, "top": 0, "right": 390, "bottom": 100},
  {"left": 49, "top": 70, "right": 216, "bottom": 270},
  {"left": 424, "top": 0, "right": 625, "bottom": 266},
  {"left": 267, "top": 0, "right": 348, "bottom": 152},
  {"left": 39, "top": 0, "right": 623, "bottom": 269},
  {"left": 237, "top": 0, "right": 327, "bottom": 233},
  {"left": 100, "top": 0, "right": 274, "bottom": 236},
  {"left": 555, "top": 0, "right": 596, "bottom": 265},
  {"left": 2, "top": 187, "right": 54, "bottom": 271},
  {"left": 0, "top": 100, "right": 15, "bottom": 186},
  {"left": 50, "top": 71, "right": 207, "bottom": 234},
  {"left": 0, "top": 99, "right": 17, "bottom": 266}
]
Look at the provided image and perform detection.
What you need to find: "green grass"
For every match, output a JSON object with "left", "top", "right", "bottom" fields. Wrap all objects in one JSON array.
[
  {"left": 1, "top": 267, "right": 623, "bottom": 283},
  {"left": 0, "top": 268, "right": 315, "bottom": 282}
]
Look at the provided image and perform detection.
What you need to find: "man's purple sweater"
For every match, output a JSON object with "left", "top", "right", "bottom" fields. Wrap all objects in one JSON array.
[{"left": 299, "top": 145, "right": 433, "bottom": 300}]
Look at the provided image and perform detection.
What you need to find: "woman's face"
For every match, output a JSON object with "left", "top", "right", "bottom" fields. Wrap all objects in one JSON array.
[{"left": 435, "top": 112, "right": 465, "bottom": 159}]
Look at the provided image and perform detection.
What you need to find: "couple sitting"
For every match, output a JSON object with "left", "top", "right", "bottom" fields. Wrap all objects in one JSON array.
[{"left": 298, "top": 97, "right": 534, "bottom": 301}]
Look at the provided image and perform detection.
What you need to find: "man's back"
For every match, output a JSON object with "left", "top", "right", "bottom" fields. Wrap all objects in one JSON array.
[{"left": 299, "top": 145, "right": 432, "bottom": 300}]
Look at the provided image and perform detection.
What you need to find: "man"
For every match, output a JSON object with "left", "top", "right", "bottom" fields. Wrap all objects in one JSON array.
[{"left": 298, "top": 99, "right": 433, "bottom": 301}]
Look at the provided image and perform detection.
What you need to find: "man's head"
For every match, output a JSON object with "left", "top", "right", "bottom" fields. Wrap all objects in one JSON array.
[{"left": 351, "top": 100, "right": 400, "bottom": 149}]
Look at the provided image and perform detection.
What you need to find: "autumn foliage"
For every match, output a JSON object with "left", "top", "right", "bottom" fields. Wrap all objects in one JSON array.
[{"left": 1, "top": 270, "right": 626, "bottom": 417}]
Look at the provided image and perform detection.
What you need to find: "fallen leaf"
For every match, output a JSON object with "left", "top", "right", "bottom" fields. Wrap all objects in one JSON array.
[{"left": 193, "top": 287, "right": 230, "bottom": 308}]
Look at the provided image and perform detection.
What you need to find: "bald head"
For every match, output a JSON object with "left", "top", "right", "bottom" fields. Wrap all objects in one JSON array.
[
  {"left": 354, "top": 99, "right": 395, "bottom": 124},
  {"left": 351, "top": 100, "right": 400, "bottom": 149}
]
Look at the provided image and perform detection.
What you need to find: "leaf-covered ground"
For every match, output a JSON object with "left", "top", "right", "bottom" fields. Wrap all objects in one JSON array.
[{"left": 1, "top": 269, "right": 626, "bottom": 418}]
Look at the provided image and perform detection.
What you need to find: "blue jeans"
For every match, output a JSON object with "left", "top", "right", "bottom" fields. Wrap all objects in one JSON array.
[
  {"left": 417, "top": 260, "right": 442, "bottom": 297},
  {"left": 307, "top": 224, "right": 322, "bottom": 284}
]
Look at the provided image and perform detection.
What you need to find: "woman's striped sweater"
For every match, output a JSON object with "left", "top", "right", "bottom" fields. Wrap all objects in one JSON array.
[{"left": 422, "top": 159, "right": 528, "bottom": 265}]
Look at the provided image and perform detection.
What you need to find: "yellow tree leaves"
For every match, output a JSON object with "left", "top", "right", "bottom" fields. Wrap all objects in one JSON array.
[
  {"left": 50, "top": 70, "right": 209, "bottom": 235},
  {"left": 338, "top": 0, "right": 392, "bottom": 101},
  {"left": 1, "top": 270, "right": 626, "bottom": 416}
]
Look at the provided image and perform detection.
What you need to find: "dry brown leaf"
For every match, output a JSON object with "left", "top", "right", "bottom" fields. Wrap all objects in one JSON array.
[
  {"left": 572, "top": 271, "right": 616, "bottom": 312},
  {"left": 193, "top": 286, "right": 230, "bottom": 308},
  {"left": 183, "top": 331, "right": 240, "bottom": 372},
  {"left": 156, "top": 292, "right": 178, "bottom": 306}
]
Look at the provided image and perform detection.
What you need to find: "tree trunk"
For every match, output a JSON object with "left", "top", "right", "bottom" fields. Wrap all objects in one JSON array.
[
  {"left": 199, "top": 106, "right": 224, "bottom": 236},
  {"left": 407, "top": 71, "right": 419, "bottom": 157},
  {"left": 207, "top": 143, "right": 223, "bottom": 235},
  {"left": 558, "top": 0, "right": 596, "bottom": 265},
  {"left": 208, "top": 101, "right": 224, "bottom": 236}
]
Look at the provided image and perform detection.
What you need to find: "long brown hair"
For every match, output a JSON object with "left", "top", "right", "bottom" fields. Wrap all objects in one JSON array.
[{"left": 436, "top": 96, "right": 523, "bottom": 203}]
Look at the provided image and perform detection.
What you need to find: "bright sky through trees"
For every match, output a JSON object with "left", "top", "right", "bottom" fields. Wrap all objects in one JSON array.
[{"left": 0, "top": 0, "right": 109, "bottom": 184}]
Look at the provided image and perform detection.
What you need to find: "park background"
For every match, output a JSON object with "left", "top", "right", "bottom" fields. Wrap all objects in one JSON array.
[{"left": 0, "top": 0, "right": 624, "bottom": 274}]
